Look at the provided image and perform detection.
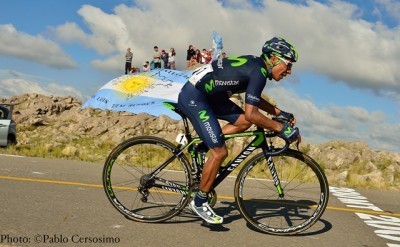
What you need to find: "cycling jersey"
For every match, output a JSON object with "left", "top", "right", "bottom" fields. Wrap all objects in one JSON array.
[{"left": 178, "top": 55, "right": 268, "bottom": 148}]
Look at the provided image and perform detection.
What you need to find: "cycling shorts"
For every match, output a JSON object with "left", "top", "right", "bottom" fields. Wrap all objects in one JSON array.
[{"left": 178, "top": 83, "right": 244, "bottom": 149}]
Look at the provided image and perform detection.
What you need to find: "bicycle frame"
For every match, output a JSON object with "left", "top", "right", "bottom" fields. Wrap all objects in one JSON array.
[
  {"left": 144, "top": 127, "right": 285, "bottom": 198},
  {"left": 142, "top": 101, "right": 286, "bottom": 198}
]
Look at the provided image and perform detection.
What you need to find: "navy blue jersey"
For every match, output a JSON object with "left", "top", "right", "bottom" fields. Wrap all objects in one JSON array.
[
  {"left": 192, "top": 55, "right": 268, "bottom": 106},
  {"left": 178, "top": 55, "right": 269, "bottom": 149}
]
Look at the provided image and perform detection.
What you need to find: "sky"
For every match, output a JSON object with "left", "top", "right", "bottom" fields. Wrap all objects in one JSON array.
[{"left": 0, "top": 0, "right": 399, "bottom": 152}]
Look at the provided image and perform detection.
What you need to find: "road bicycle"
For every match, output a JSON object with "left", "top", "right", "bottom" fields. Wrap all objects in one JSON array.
[{"left": 102, "top": 102, "right": 329, "bottom": 235}]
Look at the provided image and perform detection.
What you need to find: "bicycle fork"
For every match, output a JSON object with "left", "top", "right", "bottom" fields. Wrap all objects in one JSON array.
[{"left": 265, "top": 154, "right": 285, "bottom": 198}]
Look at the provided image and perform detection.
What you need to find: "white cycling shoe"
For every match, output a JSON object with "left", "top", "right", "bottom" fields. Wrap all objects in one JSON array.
[{"left": 189, "top": 200, "right": 223, "bottom": 224}]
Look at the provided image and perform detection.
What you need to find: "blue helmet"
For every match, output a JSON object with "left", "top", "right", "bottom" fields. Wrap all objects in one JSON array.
[{"left": 262, "top": 37, "right": 298, "bottom": 62}]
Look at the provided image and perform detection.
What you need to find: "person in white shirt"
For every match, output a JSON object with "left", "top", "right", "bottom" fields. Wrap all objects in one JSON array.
[
  {"left": 142, "top": 61, "right": 150, "bottom": 72},
  {"left": 168, "top": 48, "right": 176, "bottom": 70}
]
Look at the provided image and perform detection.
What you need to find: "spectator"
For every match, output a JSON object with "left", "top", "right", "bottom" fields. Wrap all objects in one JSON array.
[
  {"left": 188, "top": 56, "right": 197, "bottom": 67},
  {"left": 125, "top": 48, "right": 133, "bottom": 74},
  {"left": 161, "top": 49, "right": 169, "bottom": 69},
  {"left": 195, "top": 49, "right": 202, "bottom": 64},
  {"left": 205, "top": 49, "right": 212, "bottom": 63},
  {"left": 130, "top": 66, "right": 140, "bottom": 74},
  {"left": 186, "top": 45, "right": 196, "bottom": 68},
  {"left": 168, "top": 47, "right": 176, "bottom": 70},
  {"left": 222, "top": 52, "right": 227, "bottom": 58},
  {"left": 142, "top": 61, "right": 150, "bottom": 72},
  {"left": 201, "top": 49, "right": 207, "bottom": 64},
  {"left": 153, "top": 46, "right": 161, "bottom": 68}
]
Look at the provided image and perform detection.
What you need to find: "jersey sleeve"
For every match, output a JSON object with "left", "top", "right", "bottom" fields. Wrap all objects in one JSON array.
[{"left": 244, "top": 65, "right": 267, "bottom": 106}]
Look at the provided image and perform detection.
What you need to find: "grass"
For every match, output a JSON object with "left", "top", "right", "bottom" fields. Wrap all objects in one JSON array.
[{"left": 2, "top": 136, "right": 115, "bottom": 163}]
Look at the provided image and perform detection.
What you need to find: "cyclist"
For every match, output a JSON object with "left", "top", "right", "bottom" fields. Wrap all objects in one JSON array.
[{"left": 177, "top": 37, "right": 300, "bottom": 224}]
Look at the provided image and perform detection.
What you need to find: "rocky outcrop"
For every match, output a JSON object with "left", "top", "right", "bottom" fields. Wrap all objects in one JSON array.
[
  {"left": 306, "top": 141, "right": 400, "bottom": 189},
  {"left": 1, "top": 93, "right": 399, "bottom": 190}
]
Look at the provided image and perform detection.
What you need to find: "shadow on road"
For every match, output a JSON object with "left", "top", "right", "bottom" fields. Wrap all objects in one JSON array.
[{"left": 133, "top": 199, "right": 332, "bottom": 235}]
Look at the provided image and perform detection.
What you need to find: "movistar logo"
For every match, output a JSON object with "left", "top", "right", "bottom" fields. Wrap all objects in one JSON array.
[
  {"left": 261, "top": 68, "right": 267, "bottom": 78},
  {"left": 227, "top": 56, "right": 248, "bottom": 67},
  {"left": 284, "top": 127, "right": 292, "bottom": 135},
  {"left": 198, "top": 110, "right": 210, "bottom": 122},
  {"left": 205, "top": 79, "right": 214, "bottom": 93}
]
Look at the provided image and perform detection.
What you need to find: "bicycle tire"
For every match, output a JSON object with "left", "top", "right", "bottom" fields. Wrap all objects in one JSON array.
[
  {"left": 234, "top": 149, "right": 329, "bottom": 235},
  {"left": 103, "top": 136, "right": 193, "bottom": 222}
]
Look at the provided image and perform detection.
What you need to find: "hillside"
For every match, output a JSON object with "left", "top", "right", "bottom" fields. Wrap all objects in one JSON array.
[{"left": 1, "top": 93, "right": 399, "bottom": 191}]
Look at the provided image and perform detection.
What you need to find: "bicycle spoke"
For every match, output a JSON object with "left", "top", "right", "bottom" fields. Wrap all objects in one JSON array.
[
  {"left": 103, "top": 137, "right": 192, "bottom": 222},
  {"left": 235, "top": 150, "right": 329, "bottom": 235}
]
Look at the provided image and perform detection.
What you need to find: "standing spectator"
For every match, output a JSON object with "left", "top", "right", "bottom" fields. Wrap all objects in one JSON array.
[
  {"left": 161, "top": 49, "right": 169, "bottom": 69},
  {"left": 168, "top": 47, "right": 176, "bottom": 70},
  {"left": 186, "top": 45, "right": 196, "bottom": 68},
  {"left": 125, "top": 48, "right": 133, "bottom": 74},
  {"left": 142, "top": 61, "right": 150, "bottom": 72},
  {"left": 153, "top": 46, "right": 161, "bottom": 68}
]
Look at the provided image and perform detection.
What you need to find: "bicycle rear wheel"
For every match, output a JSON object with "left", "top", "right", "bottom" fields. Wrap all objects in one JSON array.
[
  {"left": 235, "top": 149, "right": 329, "bottom": 235},
  {"left": 103, "top": 136, "right": 192, "bottom": 222}
]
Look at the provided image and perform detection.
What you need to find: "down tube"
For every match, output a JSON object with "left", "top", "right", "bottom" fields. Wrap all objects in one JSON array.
[{"left": 212, "top": 131, "right": 265, "bottom": 188}]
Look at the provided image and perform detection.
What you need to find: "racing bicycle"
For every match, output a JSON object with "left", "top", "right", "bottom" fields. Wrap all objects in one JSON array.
[{"left": 102, "top": 102, "right": 329, "bottom": 235}]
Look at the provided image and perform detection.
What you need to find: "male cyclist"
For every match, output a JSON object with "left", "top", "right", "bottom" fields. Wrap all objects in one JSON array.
[{"left": 177, "top": 37, "right": 301, "bottom": 224}]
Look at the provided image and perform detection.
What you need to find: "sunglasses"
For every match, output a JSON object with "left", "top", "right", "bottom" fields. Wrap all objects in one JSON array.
[{"left": 276, "top": 56, "right": 293, "bottom": 70}]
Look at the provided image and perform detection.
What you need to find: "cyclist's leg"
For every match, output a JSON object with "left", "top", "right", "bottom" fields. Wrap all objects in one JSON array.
[
  {"left": 211, "top": 98, "right": 252, "bottom": 134},
  {"left": 199, "top": 145, "right": 227, "bottom": 192},
  {"left": 178, "top": 85, "right": 228, "bottom": 190},
  {"left": 178, "top": 83, "right": 226, "bottom": 223},
  {"left": 177, "top": 83, "right": 226, "bottom": 152},
  {"left": 222, "top": 114, "right": 252, "bottom": 134}
]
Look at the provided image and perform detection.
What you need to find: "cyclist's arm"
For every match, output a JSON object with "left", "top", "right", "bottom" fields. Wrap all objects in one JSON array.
[
  {"left": 259, "top": 98, "right": 297, "bottom": 125},
  {"left": 244, "top": 103, "right": 282, "bottom": 132},
  {"left": 258, "top": 98, "right": 279, "bottom": 115}
]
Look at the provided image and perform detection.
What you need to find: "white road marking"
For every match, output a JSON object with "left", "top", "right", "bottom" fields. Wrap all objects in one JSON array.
[{"left": 330, "top": 186, "right": 400, "bottom": 246}]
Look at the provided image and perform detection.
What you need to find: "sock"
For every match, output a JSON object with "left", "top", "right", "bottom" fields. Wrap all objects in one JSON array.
[{"left": 194, "top": 190, "right": 208, "bottom": 207}]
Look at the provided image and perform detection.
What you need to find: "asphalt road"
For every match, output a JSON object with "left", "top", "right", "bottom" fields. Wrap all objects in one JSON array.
[{"left": 0, "top": 154, "right": 399, "bottom": 247}]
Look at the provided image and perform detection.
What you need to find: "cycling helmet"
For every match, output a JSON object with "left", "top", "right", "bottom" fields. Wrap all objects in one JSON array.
[{"left": 262, "top": 37, "right": 298, "bottom": 62}]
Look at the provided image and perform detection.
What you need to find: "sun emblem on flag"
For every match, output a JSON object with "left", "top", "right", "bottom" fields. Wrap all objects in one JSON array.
[{"left": 116, "top": 75, "right": 155, "bottom": 99}]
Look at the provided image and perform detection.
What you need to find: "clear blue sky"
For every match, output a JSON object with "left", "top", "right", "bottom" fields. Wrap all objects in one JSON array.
[{"left": 0, "top": 0, "right": 399, "bottom": 152}]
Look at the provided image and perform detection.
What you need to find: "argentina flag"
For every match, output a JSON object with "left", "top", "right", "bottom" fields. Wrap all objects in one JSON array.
[{"left": 82, "top": 69, "right": 192, "bottom": 120}]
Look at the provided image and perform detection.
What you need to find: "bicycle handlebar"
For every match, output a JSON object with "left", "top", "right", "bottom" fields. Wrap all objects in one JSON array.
[
  {"left": 262, "top": 132, "right": 291, "bottom": 156},
  {"left": 260, "top": 116, "right": 301, "bottom": 156}
]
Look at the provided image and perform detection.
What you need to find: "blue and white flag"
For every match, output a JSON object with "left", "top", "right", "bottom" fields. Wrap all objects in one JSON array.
[
  {"left": 82, "top": 69, "right": 192, "bottom": 119},
  {"left": 212, "top": 31, "right": 223, "bottom": 61}
]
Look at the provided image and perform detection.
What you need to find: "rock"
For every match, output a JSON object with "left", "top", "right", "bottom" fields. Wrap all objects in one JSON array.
[
  {"left": 61, "top": 146, "right": 77, "bottom": 156},
  {"left": 365, "top": 161, "right": 378, "bottom": 171},
  {"left": 335, "top": 170, "right": 348, "bottom": 184},
  {"left": 364, "top": 170, "right": 384, "bottom": 183}
]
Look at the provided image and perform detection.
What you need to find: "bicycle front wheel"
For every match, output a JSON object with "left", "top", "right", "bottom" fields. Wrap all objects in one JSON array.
[
  {"left": 103, "top": 136, "right": 192, "bottom": 223},
  {"left": 235, "top": 149, "right": 329, "bottom": 235}
]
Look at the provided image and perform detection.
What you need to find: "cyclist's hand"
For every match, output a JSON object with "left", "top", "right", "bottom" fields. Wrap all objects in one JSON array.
[
  {"left": 277, "top": 121, "right": 301, "bottom": 144},
  {"left": 276, "top": 110, "right": 296, "bottom": 125}
]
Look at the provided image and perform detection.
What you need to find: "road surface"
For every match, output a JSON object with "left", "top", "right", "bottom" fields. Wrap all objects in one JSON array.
[{"left": 0, "top": 154, "right": 399, "bottom": 247}]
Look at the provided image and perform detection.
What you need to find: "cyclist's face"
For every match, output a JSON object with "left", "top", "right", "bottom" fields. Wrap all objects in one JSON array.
[{"left": 271, "top": 58, "right": 292, "bottom": 81}]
